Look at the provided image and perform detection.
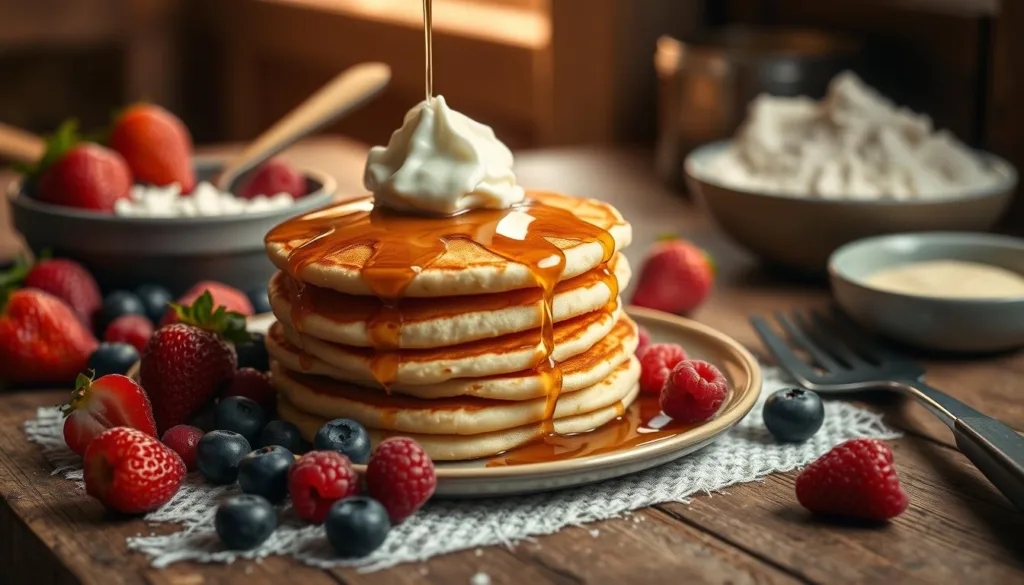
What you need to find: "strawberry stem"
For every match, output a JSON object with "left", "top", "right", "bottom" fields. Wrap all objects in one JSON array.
[
  {"left": 169, "top": 290, "right": 254, "bottom": 345},
  {"left": 60, "top": 371, "right": 96, "bottom": 417},
  {"left": 15, "top": 119, "right": 82, "bottom": 181}
]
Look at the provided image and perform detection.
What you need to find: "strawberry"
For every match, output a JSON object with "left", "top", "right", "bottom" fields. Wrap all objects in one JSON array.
[
  {"left": 21, "top": 121, "right": 132, "bottom": 213},
  {"left": 109, "top": 103, "right": 195, "bottom": 191},
  {"left": 83, "top": 426, "right": 185, "bottom": 514},
  {"left": 796, "top": 439, "right": 909, "bottom": 522},
  {"left": 0, "top": 288, "right": 98, "bottom": 383},
  {"left": 141, "top": 291, "right": 252, "bottom": 433},
  {"left": 104, "top": 314, "right": 154, "bottom": 353},
  {"left": 160, "top": 281, "right": 254, "bottom": 327},
  {"left": 237, "top": 159, "right": 307, "bottom": 200},
  {"left": 1, "top": 256, "right": 102, "bottom": 328},
  {"left": 61, "top": 372, "right": 157, "bottom": 456},
  {"left": 631, "top": 238, "right": 714, "bottom": 315}
]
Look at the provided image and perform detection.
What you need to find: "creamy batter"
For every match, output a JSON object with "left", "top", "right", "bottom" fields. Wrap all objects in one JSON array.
[{"left": 863, "top": 260, "right": 1024, "bottom": 299}]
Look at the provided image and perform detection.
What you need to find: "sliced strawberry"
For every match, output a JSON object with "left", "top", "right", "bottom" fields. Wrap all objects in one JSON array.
[{"left": 62, "top": 372, "right": 157, "bottom": 456}]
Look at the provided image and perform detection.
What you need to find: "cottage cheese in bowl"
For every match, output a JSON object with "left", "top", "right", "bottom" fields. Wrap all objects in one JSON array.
[
  {"left": 114, "top": 181, "right": 296, "bottom": 218},
  {"left": 704, "top": 72, "right": 1009, "bottom": 200}
]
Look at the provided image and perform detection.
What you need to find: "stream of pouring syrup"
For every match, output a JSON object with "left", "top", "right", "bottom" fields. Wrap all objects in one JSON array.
[{"left": 265, "top": 196, "right": 616, "bottom": 420}]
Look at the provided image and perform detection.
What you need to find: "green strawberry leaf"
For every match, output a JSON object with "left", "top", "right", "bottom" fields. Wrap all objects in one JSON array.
[
  {"left": 0, "top": 255, "right": 31, "bottom": 290},
  {"left": 170, "top": 290, "right": 254, "bottom": 345},
  {"left": 702, "top": 250, "right": 717, "bottom": 278},
  {"left": 60, "top": 371, "right": 96, "bottom": 417},
  {"left": 16, "top": 119, "right": 81, "bottom": 181},
  {"left": 655, "top": 233, "right": 678, "bottom": 243}
]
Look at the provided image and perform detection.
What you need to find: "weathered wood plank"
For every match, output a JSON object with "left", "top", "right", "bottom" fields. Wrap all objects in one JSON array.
[{"left": 657, "top": 437, "right": 1024, "bottom": 585}]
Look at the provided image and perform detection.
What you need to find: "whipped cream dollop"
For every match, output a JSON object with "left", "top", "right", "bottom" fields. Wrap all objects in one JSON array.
[{"left": 364, "top": 95, "right": 525, "bottom": 215}]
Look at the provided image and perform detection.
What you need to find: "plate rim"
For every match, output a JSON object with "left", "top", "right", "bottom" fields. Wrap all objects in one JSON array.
[{"left": 357, "top": 306, "right": 762, "bottom": 481}]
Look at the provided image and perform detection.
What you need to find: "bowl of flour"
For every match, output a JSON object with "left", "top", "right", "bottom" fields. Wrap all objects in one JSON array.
[{"left": 684, "top": 71, "right": 1017, "bottom": 274}]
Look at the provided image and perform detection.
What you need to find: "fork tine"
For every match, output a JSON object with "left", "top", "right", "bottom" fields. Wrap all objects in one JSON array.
[
  {"left": 749, "top": 315, "right": 816, "bottom": 382},
  {"left": 826, "top": 307, "right": 908, "bottom": 364},
  {"left": 805, "top": 310, "right": 868, "bottom": 367},
  {"left": 774, "top": 310, "right": 842, "bottom": 372}
]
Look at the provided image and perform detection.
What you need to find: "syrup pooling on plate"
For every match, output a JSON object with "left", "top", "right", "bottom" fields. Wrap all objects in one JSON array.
[
  {"left": 487, "top": 394, "right": 701, "bottom": 466},
  {"left": 265, "top": 196, "right": 617, "bottom": 414}
]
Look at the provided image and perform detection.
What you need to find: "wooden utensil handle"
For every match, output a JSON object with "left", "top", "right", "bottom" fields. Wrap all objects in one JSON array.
[
  {"left": 0, "top": 123, "right": 45, "bottom": 165},
  {"left": 216, "top": 62, "right": 391, "bottom": 191}
]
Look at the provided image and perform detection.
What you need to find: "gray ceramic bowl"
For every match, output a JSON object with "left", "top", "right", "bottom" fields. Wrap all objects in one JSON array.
[
  {"left": 8, "top": 159, "right": 336, "bottom": 294},
  {"left": 685, "top": 140, "right": 1018, "bottom": 274},
  {"left": 829, "top": 232, "right": 1024, "bottom": 353}
]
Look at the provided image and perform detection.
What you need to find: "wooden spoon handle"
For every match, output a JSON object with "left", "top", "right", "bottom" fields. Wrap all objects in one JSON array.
[
  {"left": 216, "top": 62, "right": 392, "bottom": 192},
  {"left": 0, "top": 123, "right": 45, "bottom": 165}
]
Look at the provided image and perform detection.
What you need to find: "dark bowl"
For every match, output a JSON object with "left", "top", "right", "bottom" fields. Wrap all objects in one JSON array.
[{"left": 8, "top": 159, "right": 336, "bottom": 294}]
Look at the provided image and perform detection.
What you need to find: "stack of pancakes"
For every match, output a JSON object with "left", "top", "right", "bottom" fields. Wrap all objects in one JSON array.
[{"left": 264, "top": 191, "right": 638, "bottom": 461}]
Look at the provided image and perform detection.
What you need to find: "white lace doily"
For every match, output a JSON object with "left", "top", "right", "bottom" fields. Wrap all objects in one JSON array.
[{"left": 24, "top": 367, "right": 898, "bottom": 572}]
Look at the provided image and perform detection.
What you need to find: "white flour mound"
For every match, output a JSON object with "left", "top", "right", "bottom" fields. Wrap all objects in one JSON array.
[{"left": 704, "top": 72, "right": 1008, "bottom": 200}]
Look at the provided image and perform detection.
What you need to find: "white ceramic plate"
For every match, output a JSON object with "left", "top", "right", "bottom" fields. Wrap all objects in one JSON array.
[{"left": 212, "top": 307, "right": 761, "bottom": 498}]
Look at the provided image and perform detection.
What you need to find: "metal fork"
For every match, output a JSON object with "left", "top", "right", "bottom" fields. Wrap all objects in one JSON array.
[{"left": 751, "top": 308, "right": 1024, "bottom": 511}]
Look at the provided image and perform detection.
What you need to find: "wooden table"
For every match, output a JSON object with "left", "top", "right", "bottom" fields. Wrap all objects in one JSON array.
[{"left": 2, "top": 145, "right": 1023, "bottom": 585}]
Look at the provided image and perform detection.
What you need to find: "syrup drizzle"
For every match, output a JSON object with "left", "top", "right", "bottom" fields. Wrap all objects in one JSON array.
[
  {"left": 487, "top": 394, "right": 701, "bottom": 467},
  {"left": 266, "top": 196, "right": 616, "bottom": 414},
  {"left": 423, "top": 0, "right": 434, "bottom": 100}
]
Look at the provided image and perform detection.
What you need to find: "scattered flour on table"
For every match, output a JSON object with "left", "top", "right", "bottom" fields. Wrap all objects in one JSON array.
[
  {"left": 471, "top": 572, "right": 491, "bottom": 585},
  {"left": 703, "top": 71, "right": 1009, "bottom": 200}
]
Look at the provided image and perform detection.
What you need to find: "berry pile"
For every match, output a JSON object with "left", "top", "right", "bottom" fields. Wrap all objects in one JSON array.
[{"left": 48, "top": 289, "right": 435, "bottom": 558}]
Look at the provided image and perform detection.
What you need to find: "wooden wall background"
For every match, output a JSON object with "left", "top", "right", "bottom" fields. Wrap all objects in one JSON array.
[{"left": 0, "top": 0, "right": 1022, "bottom": 228}]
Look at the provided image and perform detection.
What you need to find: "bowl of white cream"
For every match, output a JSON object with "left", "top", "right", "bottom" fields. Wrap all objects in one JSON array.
[
  {"left": 829, "top": 232, "right": 1024, "bottom": 353},
  {"left": 8, "top": 158, "right": 336, "bottom": 294},
  {"left": 685, "top": 72, "right": 1017, "bottom": 274}
]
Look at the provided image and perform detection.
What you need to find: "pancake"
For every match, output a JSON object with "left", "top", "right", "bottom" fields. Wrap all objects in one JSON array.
[
  {"left": 277, "top": 383, "right": 641, "bottom": 461},
  {"left": 266, "top": 315, "right": 639, "bottom": 400},
  {"left": 265, "top": 191, "right": 632, "bottom": 298},
  {"left": 271, "top": 356, "right": 639, "bottom": 435},
  {"left": 268, "top": 254, "right": 631, "bottom": 349},
  {"left": 279, "top": 307, "right": 621, "bottom": 386}
]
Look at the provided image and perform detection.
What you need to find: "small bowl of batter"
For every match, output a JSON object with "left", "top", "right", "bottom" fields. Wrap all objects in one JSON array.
[{"left": 829, "top": 232, "right": 1024, "bottom": 352}]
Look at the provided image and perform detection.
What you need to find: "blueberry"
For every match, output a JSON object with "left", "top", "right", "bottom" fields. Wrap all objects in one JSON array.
[
  {"left": 762, "top": 388, "right": 825, "bottom": 443},
  {"left": 134, "top": 283, "right": 173, "bottom": 323},
  {"left": 325, "top": 497, "right": 390, "bottom": 557},
  {"left": 237, "top": 446, "right": 294, "bottom": 503},
  {"left": 196, "top": 430, "right": 251, "bottom": 484},
  {"left": 215, "top": 494, "right": 277, "bottom": 550},
  {"left": 247, "top": 287, "right": 272, "bottom": 315},
  {"left": 97, "top": 290, "right": 146, "bottom": 334},
  {"left": 236, "top": 332, "right": 270, "bottom": 372},
  {"left": 259, "top": 420, "right": 307, "bottom": 453},
  {"left": 190, "top": 401, "right": 219, "bottom": 433},
  {"left": 216, "top": 396, "right": 268, "bottom": 443},
  {"left": 87, "top": 342, "right": 139, "bottom": 377},
  {"left": 315, "top": 419, "right": 371, "bottom": 464}
]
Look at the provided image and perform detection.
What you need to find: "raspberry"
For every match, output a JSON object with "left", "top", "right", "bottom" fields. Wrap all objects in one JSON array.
[
  {"left": 161, "top": 424, "right": 204, "bottom": 471},
  {"left": 105, "top": 314, "right": 154, "bottom": 353},
  {"left": 660, "top": 360, "right": 729, "bottom": 423},
  {"left": 366, "top": 437, "right": 436, "bottom": 523},
  {"left": 223, "top": 368, "right": 276, "bottom": 413},
  {"left": 796, "top": 439, "right": 909, "bottom": 522},
  {"left": 289, "top": 451, "right": 360, "bottom": 524},
  {"left": 635, "top": 326, "right": 651, "bottom": 358},
  {"left": 638, "top": 343, "right": 687, "bottom": 395}
]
